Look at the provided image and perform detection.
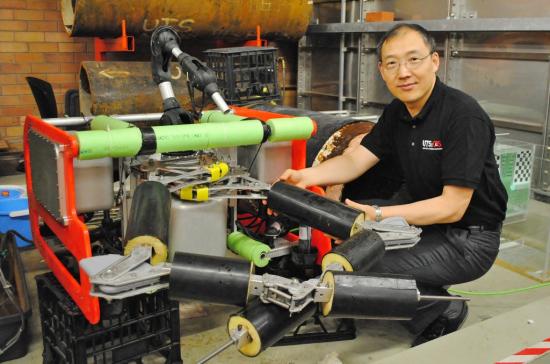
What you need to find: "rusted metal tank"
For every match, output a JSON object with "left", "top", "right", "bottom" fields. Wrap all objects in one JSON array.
[
  {"left": 79, "top": 61, "right": 206, "bottom": 115},
  {"left": 62, "top": 0, "right": 313, "bottom": 40}
]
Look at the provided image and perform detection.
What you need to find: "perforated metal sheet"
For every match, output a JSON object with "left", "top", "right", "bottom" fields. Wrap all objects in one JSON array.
[{"left": 28, "top": 129, "right": 68, "bottom": 224}]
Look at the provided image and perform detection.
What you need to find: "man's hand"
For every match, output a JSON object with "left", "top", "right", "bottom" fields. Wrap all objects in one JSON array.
[
  {"left": 279, "top": 169, "right": 309, "bottom": 189},
  {"left": 344, "top": 199, "right": 376, "bottom": 221}
]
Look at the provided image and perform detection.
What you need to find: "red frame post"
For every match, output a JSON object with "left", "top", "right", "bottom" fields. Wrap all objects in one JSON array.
[{"left": 24, "top": 115, "right": 100, "bottom": 324}]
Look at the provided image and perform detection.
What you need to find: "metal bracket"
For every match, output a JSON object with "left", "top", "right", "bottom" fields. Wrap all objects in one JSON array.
[
  {"left": 264, "top": 244, "right": 293, "bottom": 259},
  {"left": 80, "top": 246, "right": 171, "bottom": 300},
  {"left": 138, "top": 153, "right": 271, "bottom": 200},
  {"left": 249, "top": 274, "right": 332, "bottom": 314},
  {"left": 362, "top": 217, "right": 422, "bottom": 250}
]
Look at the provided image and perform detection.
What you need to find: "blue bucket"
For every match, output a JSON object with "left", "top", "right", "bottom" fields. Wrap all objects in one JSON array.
[{"left": 0, "top": 186, "right": 32, "bottom": 248}]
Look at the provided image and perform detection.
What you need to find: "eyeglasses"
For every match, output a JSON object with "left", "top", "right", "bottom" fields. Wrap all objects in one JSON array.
[{"left": 380, "top": 53, "right": 432, "bottom": 73}]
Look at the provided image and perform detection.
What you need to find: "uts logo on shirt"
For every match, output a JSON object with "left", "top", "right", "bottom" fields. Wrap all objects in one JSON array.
[{"left": 422, "top": 139, "right": 443, "bottom": 150}]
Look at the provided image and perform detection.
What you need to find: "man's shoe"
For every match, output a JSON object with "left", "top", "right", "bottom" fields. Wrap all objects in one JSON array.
[{"left": 411, "top": 300, "right": 468, "bottom": 347}]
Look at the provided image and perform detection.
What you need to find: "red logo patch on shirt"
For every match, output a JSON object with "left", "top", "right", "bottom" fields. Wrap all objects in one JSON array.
[{"left": 422, "top": 139, "right": 443, "bottom": 150}]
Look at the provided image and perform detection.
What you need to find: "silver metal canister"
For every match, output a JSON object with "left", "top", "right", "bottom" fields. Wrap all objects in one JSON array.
[
  {"left": 73, "top": 157, "right": 114, "bottom": 213},
  {"left": 168, "top": 198, "right": 228, "bottom": 261}
]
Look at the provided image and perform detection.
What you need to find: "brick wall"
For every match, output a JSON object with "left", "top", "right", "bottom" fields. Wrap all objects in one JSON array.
[{"left": 0, "top": 0, "right": 94, "bottom": 151}]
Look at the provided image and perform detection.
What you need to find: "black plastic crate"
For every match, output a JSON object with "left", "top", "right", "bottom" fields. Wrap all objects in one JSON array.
[
  {"left": 0, "top": 232, "right": 32, "bottom": 363},
  {"left": 36, "top": 272, "right": 181, "bottom": 364},
  {"left": 204, "top": 46, "right": 279, "bottom": 105}
]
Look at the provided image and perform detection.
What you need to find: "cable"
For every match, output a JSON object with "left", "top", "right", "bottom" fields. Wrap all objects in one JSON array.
[
  {"left": 0, "top": 232, "right": 26, "bottom": 356},
  {"left": 449, "top": 282, "right": 550, "bottom": 296},
  {"left": 0, "top": 230, "right": 33, "bottom": 245},
  {"left": 247, "top": 143, "right": 264, "bottom": 172}
]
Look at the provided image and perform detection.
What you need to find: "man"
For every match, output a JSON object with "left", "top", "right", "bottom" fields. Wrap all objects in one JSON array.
[{"left": 279, "top": 23, "right": 507, "bottom": 345}]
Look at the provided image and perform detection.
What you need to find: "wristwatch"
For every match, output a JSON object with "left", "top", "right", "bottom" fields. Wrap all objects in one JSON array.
[{"left": 372, "top": 205, "right": 382, "bottom": 222}]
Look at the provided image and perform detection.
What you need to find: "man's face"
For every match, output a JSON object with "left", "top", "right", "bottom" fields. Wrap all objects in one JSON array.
[{"left": 378, "top": 29, "right": 440, "bottom": 113}]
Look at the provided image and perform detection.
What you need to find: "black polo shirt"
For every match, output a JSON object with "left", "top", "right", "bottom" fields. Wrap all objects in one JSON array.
[{"left": 361, "top": 77, "right": 507, "bottom": 227}]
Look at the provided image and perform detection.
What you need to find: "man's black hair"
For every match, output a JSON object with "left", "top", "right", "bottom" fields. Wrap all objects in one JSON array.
[{"left": 376, "top": 23, "right": 436, "bottom": 61}]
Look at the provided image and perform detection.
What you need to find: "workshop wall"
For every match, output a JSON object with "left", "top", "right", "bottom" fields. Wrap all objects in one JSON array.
[{"left": 0, "top": 0, "right": 94, "bottom": 151}]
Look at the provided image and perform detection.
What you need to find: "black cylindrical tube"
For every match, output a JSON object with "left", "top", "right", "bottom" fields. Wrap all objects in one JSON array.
[
  {"left": 321, "top": 272, "right": 418, "bottom": 319},
  {"left": 321, "top": 229, "right": 385, "bottom": 272},
  {"left": 267, "top": 181, "right": 364, "bottom": 239},
  {"left": 169, "top": 252, "right": 252, "bottom": 306},
  {"left": 138, "top": 127, "right": 157, "bottom": 155},
  {"left": 123, "top": 181, "right": 171, "bottom": 264},
  {"left": 227, "top": 298, "right": 316, "bottom": 357},
  {"left": 125, "top": 181, "right": 170, "bottom": 244}
]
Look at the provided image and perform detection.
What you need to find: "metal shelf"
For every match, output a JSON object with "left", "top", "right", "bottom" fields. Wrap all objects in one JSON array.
[{"left": 307, "top": 17, "right": 550, "bottom": 34}]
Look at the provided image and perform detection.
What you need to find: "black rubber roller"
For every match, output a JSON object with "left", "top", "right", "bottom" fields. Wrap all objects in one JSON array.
[
  {"left": 321, "top": 272, "right": 418, "bottom": 319},
  {"left": 124, "top": 181, "right": 171, "bottom": 265},
  {"left": 267, "top": 181, "right": 365, "bottom": 240},
  {"left": 227, "top": 298, "right": 317, "bottom": 357},
  {"left": 321, "top": 229, "right": 385, "bottom": 272},
  {"left": 169, "top": 252, "right": 253, "bottom": 306}
]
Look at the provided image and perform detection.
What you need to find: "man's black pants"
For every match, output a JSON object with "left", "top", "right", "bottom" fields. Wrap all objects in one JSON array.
[
  {"left": 360, "top": 194, "right": 501, "bottom": 334},
  {"left": 368, "top": 224, "right": 500, "bottom": 333}
]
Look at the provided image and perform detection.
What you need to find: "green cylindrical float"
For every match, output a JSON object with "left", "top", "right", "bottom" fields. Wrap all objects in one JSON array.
[
  {"left": 199, "top": 110, "right": 249, "bottom": 123},
  {"left": 76, "top": 128, "right": 143, "bottom": 160},
  {"left": 75, "top": 115, "right": 315, "bottom": 160},
  {"left": 266, "top": 117, "right": 315, "bottom": 142},
  {"left": 200, "top": 112, "right": 316, "bottom": 141},
  {"left": 76, "top": 120, "right": 265, "bottom": 159},
  {"left": 152, "top": 120, "right": 265, "bottom": 152},
  {"left": 227, "top": 231, "right": 271, "bottom": 268},
  {"left": 90, "top": 115, "right": 133, "bottom": 130}
]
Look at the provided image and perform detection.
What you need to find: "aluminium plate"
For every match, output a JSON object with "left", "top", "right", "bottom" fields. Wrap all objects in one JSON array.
[{"left": 28, "top": 129, "right": 68, "bottom": 224}]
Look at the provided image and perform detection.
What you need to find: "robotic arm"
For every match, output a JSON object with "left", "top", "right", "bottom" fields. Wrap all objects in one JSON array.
[{"left": 151, "top": 26, "right": 230, "bottom": 124}]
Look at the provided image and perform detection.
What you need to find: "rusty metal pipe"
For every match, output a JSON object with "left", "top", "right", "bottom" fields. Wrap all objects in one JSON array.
[
  {"left": 79, "top": 61, "right": 205, "bottom": 115},
  {"left": 62, "top": 0, "right": 312, "bottom": 40}
]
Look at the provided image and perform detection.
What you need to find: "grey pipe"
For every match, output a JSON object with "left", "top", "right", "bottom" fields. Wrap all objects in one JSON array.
[{"left": 43, "top": 113, "right": 163, "bottom": 127}]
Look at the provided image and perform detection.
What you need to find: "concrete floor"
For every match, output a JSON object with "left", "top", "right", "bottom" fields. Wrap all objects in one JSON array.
[
  {"left": 2, "top": 173, "right": 550, "bottom": 363},
  {"left": 5, "top": 247, "right": 550, "bottom": 364}
]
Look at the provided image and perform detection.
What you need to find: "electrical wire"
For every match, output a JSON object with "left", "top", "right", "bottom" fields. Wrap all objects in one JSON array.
[
  {"left": 0, "top": 230, "right": 33, "bottom": 245},
  {"left": 247, "top": 143, "right": 264, "bottom": 172},
  {"left": 449, "top": 282, "right": 550, "bottom": 296},
  {"left": 0, "top": 231, "right": 26, "bottom": 355}
]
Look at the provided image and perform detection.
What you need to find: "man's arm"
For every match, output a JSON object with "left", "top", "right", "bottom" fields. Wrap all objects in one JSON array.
[
  {"left": 346, "top": 185, "right": 474, "bottom": 226},
  {"left": 280, "top": 144, "right": 380, "bottom": 188}
]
